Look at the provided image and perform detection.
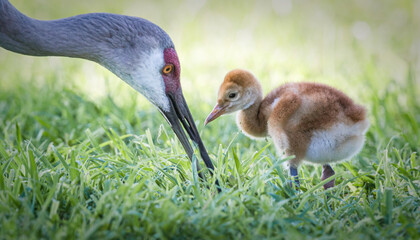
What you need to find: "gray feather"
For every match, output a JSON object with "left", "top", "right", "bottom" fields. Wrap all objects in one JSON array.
[{"left": 0, "top": 0, "right": 174, "bottom": 64}]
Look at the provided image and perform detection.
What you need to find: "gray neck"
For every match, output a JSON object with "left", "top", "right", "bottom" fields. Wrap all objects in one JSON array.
[
  {"left": 0, "top": 0, "right": 173, "bottom": 63},
  {"left": 0, "top": 0, "right": 96, "bottom": 60},
  {"left": 0, "top": 0, "right": 38, "bottom": 55}
]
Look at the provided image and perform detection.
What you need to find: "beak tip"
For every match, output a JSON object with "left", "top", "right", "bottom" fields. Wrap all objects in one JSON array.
[{"left": 205, "top": 104, "right": 225, "bottom": 126}]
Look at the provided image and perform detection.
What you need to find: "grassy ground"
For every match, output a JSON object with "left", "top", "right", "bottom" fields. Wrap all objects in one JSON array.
[{"left": 1, "top": 0, "right": 419, "bottom": 239}]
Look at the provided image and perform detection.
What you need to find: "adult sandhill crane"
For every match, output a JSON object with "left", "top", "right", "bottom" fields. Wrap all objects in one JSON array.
[
  {"left": 205, "top": 69, "right": 369, "bottom": 189},
  {"left": 0, "top": 0, "right": 218, "bottom": 186}
]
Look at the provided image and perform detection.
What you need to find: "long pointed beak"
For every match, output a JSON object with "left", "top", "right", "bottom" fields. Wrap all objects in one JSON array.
[
  {"left": 204, "top": 104, "right": 226, "bottom": 126},
  {"left": 159, "top": 90, "right": 216, "bottom": 177}
]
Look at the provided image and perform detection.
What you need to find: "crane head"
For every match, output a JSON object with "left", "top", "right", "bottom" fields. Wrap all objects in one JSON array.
[{"left": 124, "top": 46, "right": 214, "bottom": 173}]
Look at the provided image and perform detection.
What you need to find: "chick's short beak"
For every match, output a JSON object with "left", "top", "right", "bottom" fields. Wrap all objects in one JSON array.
[{"left": 204, "top": 104, "right": 226, "bottom": 126}]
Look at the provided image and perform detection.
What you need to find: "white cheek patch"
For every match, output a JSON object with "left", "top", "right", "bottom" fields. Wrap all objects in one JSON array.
[
  {"left": 101, "top": 48, "right": 170, "bottom": 112},
  {"left": 129, "top": 49, "right": 170, "bottom": 111}
]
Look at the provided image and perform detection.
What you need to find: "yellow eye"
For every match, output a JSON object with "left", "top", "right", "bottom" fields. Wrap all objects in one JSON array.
[{"left": 162, "top": 64, "right": 174, "bottom": 74}]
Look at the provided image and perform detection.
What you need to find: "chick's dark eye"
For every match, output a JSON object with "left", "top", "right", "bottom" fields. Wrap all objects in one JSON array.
[{"left": 228, "top": 93, "right": 237, "bottom": 99}]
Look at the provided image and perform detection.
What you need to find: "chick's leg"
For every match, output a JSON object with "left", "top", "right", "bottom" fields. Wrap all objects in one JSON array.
[
  {"left": 290, "top": 166, "right": 300, "bottom": 188},
  {"left": 321, "top": 164, "right": 335, "bottom": 189}
]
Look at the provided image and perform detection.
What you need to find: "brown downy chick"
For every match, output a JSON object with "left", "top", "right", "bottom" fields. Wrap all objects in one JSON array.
[{"left": 205, "top": 69, "right": 370, "bottom": 189}]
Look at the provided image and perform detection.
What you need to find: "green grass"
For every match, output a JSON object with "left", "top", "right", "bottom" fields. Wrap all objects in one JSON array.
[{"left": 1, "top": 0, "right": 419, "bottom": 239}]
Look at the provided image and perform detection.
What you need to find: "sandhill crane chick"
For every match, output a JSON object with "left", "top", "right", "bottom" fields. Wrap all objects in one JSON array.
[{"left": 205, "top": 69, "right": 369, "bottom": 189}]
